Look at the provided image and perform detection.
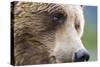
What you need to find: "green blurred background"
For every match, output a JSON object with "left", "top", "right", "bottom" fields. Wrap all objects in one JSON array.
[{"left": 82, "top": 6, "right": 97, "bottom": 61}]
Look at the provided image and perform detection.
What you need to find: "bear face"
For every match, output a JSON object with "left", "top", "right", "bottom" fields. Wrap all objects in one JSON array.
[{"left": 11, "top": 1, "right": 89, "bottom": 65}]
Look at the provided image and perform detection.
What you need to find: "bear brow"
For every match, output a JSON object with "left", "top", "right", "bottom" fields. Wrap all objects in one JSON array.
[
  {"left": 48, "top": 4, "right": 64, "bottom": 14},
  {"left": 31, "top": 3, "right": 64, "bottom": 14},
  {"left": 33, "top": 3, "right": 53, "bottom": 13}
]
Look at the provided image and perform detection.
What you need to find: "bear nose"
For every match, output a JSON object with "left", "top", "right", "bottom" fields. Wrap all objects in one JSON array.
[{"left": 74, "top": 50, "right": 90, "bottom": 62}]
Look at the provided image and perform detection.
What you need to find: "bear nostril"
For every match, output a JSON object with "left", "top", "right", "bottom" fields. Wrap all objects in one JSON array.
[{"left": 74, "top": 50, "right": 90, "bottom": 62}]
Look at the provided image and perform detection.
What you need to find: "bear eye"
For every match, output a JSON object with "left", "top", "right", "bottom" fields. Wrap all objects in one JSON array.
[{"left": 50, "top": 12, "right": 65, "bottom": 23}]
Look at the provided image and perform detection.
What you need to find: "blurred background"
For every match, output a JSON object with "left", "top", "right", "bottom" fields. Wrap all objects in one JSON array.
[{"left": 82, "top": 6, "right": 97, "bottom": 61}]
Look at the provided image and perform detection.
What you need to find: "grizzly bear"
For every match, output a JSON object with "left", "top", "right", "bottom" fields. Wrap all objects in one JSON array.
[{"left": 11, "top": 1, "right": 89, "bottom": 65}]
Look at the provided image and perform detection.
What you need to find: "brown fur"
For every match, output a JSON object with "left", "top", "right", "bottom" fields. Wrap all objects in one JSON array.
[{"left": 11, "top": 1, "right": 85, "bottom": 65}]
